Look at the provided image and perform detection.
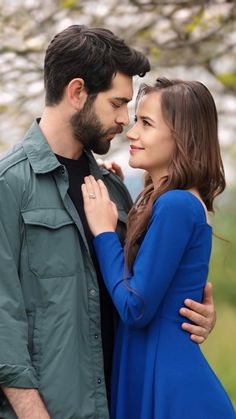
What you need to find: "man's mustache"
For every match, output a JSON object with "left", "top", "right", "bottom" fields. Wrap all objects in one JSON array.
[{"left": 106, "top": 126, "right": 123, "bottom": 136}]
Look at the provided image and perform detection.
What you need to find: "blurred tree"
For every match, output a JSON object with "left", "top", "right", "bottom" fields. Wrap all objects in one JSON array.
[
  {"left": 0, "top": 0, "right": 235, "bottom": 156},
  {"left": 0, "top": 0, "right": 235, "bottom": 405}
]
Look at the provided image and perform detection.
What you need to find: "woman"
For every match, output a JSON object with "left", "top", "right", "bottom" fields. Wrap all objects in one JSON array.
[{"left": 82, "top": 78, "right": 235, "bottom": 418}]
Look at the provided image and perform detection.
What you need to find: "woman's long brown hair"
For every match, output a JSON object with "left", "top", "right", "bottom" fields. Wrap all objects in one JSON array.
[{"left": 125, "top": 77, "right": 226, "bottom": 271}]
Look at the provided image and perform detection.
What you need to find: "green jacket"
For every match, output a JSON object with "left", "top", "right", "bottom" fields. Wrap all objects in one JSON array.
[{"left": 0, "top": 121, "right": 132, "bottom": 418}]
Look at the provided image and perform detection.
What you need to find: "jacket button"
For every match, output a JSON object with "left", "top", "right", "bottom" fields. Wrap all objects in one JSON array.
[
  {"left": 61, "top": 167, "right": 65, "bottom": 174},
  {"left": 94, "top": 334, "right": 98, "bottom": 339},
  {"left": 90, "top": 289, "right": 96, "bottom": 296},
  {"left": 97, "top": 378, "right": 101, "bottom": 384}
]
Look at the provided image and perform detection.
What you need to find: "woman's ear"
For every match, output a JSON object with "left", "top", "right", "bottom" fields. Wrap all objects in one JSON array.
[{"left": 67, "top": 78, "right": 88, "bottom": 110}]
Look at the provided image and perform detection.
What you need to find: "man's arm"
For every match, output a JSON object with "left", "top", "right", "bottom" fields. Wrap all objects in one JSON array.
[
  {"left": 2, "top": 388, "right": 50, "bottom": 419},
  {"left": 179, "top": 282, "right": 216, "bottom": 343},
  {"left": 0, "top": 176, "right": 43, "bottom": 414}
]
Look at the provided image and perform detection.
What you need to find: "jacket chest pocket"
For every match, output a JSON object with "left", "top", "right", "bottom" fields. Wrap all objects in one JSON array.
[{"left": 21, "top": 208, "right": 77, "bottom": 278}]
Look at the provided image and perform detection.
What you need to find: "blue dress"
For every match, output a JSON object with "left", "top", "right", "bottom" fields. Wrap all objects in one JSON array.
[{"left": 93, "top": 190, "right": 235, "bottom": 419}]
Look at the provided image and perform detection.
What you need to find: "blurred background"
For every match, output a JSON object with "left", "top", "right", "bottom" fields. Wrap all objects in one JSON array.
[{"left": 0, "top": 0, "right": 235, "bottom": 407}]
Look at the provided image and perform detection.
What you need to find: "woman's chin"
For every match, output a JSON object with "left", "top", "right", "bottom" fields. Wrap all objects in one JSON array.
[{"left": 129, "top": 159, "right": 142, "bottom": 169}]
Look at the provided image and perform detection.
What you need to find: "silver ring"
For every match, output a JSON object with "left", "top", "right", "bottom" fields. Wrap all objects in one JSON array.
[{"left": 88, "top": 192, "right": 96, "bottom": 199}]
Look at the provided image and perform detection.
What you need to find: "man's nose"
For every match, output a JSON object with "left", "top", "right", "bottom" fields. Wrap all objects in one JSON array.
[{"left": 115, "top": 108, "right": 130, "bottom": 126}]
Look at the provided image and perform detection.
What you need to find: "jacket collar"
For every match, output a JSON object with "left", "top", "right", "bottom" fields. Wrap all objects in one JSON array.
[
  {"left": 22, "top": 119, "right": 106, "bottom": 178},
  {"left": 22, "top": 119, "right": 61, "bottom": 174}
]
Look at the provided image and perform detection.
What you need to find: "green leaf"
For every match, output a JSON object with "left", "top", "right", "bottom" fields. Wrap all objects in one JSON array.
[
  {"left": 60, "top": 0, "right": 77, "bottom": 9},
  {"left": 149, "top": 47, "right": 160, "bottom": 59},
  {"left": 139, "top": 29, "right": 152, "bottom": 40},
  {"left": 217, "top": 72, "right": 236, "bottom": 88},
  {"left": 184, "top": 10, "right": 205, "bottom": 34},
  {"left": 0, "top": 105, "right": 9, "bottom": 114}
]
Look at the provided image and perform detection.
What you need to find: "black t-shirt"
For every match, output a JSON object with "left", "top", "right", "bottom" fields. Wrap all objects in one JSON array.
[{"left": 56, "top": 153, "right": 114, "bottom": 398}]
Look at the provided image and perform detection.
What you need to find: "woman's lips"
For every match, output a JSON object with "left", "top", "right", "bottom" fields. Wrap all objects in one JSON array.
[{"left": 129, "top": 145, "right": 145, "bottom": 154}]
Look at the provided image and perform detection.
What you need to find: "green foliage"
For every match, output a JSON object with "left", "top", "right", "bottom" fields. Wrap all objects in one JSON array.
[
  {"left": 183, "top": 10, "right": 205, "bottom": 34},
  {"left": 149, "top": 47, "right": 160, "bottom": 60},
  {"left": 204, "top": 205, "right": 236, "bottom": 408},
  {"left": 60, "top": 0, "right": 77, "bottom": 9},
  {"left": 139, "top": 28, "right": 152, "bottom": 40},
  {"left": 0, "top": 105, "right": 8, "bottom": 114},
  {"left": 209, "top": 210, "right": 236, "bottom": 306},
  {"left": 217, "top": 72, "right": 236, "bottom": 89},
  {"left": 202, "top": 304, "right": 236, "bottom": 408}
]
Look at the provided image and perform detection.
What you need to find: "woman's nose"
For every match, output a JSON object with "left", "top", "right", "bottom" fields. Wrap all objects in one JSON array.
[{"left": 126, "top": 126, "right": 139, "bottom": 141}]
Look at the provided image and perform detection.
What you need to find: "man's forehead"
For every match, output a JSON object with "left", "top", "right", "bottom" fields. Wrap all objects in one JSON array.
[{"left": 108, "top": 72, "right": 133, "bottom": 101}]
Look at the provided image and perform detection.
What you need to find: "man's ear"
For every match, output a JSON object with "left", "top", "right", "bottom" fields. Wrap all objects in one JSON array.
[{"left": 67, "top": 78, "right": 88, "bottom": 110}]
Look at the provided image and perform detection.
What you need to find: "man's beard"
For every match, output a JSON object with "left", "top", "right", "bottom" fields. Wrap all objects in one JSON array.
[{"left": 70, "top": 96, "right": 122, "bottom": 155}]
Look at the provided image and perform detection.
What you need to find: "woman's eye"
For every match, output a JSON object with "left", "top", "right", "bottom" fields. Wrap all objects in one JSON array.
[{"left": 142, "top": 119, "right": 150, "bottom": 126}]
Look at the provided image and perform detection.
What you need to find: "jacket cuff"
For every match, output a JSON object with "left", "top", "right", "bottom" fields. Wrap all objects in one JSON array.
[{"left": 0, "top": 364, "right": 38, "bottom": 388}]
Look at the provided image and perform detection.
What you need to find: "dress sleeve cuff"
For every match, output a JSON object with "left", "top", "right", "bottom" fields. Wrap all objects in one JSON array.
[{"left": 93, "top": 231, "right": 119, "bottom": 248}]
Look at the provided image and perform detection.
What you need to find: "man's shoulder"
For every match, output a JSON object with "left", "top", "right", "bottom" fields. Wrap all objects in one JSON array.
[{"left": 0, "top": 142, "right": 27, "bottom": 178}]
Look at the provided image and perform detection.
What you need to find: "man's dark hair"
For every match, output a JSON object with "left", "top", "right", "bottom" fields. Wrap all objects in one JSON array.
[{"left": 44, "top": 24, "right": 150, "bottom": 105}]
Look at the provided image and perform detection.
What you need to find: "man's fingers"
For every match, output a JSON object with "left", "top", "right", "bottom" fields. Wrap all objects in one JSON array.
[
  {"left": 181, "top": 322, "right": 207, "bottom": 339},
  {"left": 182, "top": 299, "right": 209, "bottom": 317},
  {"left": 202, "top": 282, "right": 214, "bottom": 305},
  {"left": 180, "top": 283, "right": 216, "bottom": 342},
  {"left": 190, "top": 335, "right": 205, "bottom": 344},
  {"left": 180, "top": 309, "right": 205, "bottom": 327}
]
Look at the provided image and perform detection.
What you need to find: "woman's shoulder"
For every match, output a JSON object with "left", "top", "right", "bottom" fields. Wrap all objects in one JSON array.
[
  {"left": 153, "top": 189, "right": 207, "bottom": 223},
  {"left": 155, "top": 189, "right": 197, "bottom": 206}
]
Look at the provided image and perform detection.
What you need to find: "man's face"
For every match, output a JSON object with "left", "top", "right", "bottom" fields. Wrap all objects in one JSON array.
[{"left": 70, "top": 72, "right": 133, "bottom": 155}]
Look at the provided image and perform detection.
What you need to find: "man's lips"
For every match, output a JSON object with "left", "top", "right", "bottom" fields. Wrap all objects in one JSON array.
[{"left": 106, "top": 127, "right": 123, "bottom": 140}]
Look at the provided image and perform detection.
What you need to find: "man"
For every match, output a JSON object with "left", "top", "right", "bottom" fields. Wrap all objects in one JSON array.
[{"left": 0, "top": 25, "right": 215, "bottom": 418}]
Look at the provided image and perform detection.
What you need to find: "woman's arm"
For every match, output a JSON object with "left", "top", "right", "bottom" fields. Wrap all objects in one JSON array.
[
  {"left": 83, "top": 176, "right": 195, "bottom": 327},
  {"left": 93, "top": 197, "right": 194, "bottom": 327},
  {"left": 82, "top": 176, "right": 215, "bottom": 338}
]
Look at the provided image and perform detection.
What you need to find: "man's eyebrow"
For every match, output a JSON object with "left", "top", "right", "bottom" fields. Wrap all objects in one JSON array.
[{"left": 112, "top": 96, "right": 132, "bottom": 103}]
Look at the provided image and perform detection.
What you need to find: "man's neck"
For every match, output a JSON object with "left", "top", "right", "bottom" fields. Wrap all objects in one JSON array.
[{"left": 39, "top": 106, "right": 84, "bottom": 160}]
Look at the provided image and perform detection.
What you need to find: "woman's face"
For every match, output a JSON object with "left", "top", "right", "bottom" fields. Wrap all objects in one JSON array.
[{"left": 127, "top": 91, "right": 175, "bottom": 184}]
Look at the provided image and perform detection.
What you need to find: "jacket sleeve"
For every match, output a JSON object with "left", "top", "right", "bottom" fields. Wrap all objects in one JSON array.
[
  {"left": 0, "top": 176, "right": 38, "bottom": 388},
  {"left": 93, "top": 194, "right": 195, "bottom": 328}
]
